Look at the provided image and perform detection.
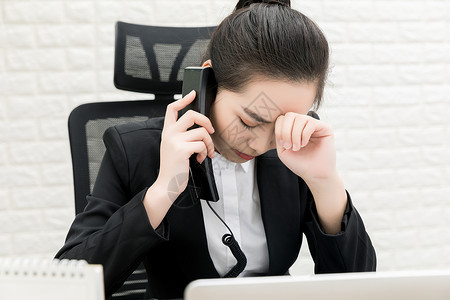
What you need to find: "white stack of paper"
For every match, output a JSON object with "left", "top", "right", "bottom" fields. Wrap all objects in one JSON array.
[{"left": 0, "top": 258, "right": 104, "bottom": 300}]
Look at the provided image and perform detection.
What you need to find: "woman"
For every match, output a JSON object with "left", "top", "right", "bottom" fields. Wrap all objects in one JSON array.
[{"left": 56, "top": 0, "right": 376, "bottom": 299}]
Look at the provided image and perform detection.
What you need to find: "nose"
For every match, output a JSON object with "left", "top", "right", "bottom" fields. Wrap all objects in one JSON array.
[{"left": 247, "top": 128, "right": 276, "bottom": 155}]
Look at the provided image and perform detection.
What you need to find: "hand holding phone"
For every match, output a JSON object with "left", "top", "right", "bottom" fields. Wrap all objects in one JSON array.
[
  {"left": 179, "top": 67, "right": 219, "bottom": 202},
  {"left": 157, "top": 90, "right": 216, "bottom": 203}
]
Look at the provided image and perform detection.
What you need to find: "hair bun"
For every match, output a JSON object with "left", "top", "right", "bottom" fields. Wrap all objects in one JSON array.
[{"left": 235, "top": 0, "right": 290, "bottom": 10}]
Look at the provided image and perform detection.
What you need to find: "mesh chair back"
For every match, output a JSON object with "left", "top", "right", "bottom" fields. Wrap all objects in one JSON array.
[
  {"left": 114, "top": 21, "right": 216, "bottom": 97},
  {"left": 68, "top": 99, "right": 171, "bottom": 300},
  {"left": 69, "top": 99, "right": 173, "bottom": 215},
  {"left": 68, "top": 21, "right": 215, "bottom": 300}
]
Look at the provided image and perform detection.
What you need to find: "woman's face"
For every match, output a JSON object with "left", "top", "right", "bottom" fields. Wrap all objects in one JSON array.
[{"left": 209, "top": 78, "right": 317, "bottom": 163}]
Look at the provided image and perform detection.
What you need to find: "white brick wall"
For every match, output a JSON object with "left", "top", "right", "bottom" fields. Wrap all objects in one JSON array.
[{"left": 0, "top": 0, "right": 449, "bottom": 275}]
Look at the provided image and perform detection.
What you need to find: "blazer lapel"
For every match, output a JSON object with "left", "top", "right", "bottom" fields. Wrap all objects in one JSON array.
[
  {"left": 167, "top": 149, "right": 304, "bottom": 278},
  {"left": 256, "top": 150, "right": 303, "bottom": 275},
  {"left": 166, "top": 187, "right": 220, "bottom": 281}
]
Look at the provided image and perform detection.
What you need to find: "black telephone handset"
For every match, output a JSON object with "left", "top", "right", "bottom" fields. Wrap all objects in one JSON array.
[
  {"left": 179, "top": 67, "right": 219, "bottom": 202},
  {"left": 180, "top": 68, "right": 247, "bottom": 277}
]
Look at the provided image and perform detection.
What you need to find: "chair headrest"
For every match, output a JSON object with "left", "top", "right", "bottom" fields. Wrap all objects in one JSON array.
[{"left": 114, "top": 21, "right": 216, "bottom": 96}]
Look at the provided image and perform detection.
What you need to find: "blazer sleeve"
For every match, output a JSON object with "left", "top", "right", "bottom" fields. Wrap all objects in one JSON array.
[
  {"left": 55, "top": 126, "right": 169, "bottom": 297},
  {"left": 303, "top": 189, "right": 377, "bottom": 273}
]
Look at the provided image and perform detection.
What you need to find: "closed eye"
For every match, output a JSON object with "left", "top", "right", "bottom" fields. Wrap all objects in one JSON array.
[{"left": 239, "top": 118, "right": 257, "bottom": 130}]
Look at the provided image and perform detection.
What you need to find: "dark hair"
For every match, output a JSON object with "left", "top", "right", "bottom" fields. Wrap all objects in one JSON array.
[{"left": 203, "top": 0, "right": 329, "bottom": 108}]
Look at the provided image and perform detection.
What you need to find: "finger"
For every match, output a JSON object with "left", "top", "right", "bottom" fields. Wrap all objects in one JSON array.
[
  {"left": 301, "top": 117, "right": 318, "bottom": 148},
  {"left": 177, "top": 110, "right": 215, "bottom": 134},
  {"left": 291, "top": 116, "right": 308, "bottom": 151},
  {"left": 279, "top": 112, "right": 296, "bottom": 149},
  {"left": 164, "top": 90, "right": 196, "bottom": 125},
  {"left": 182, "top": 127, "right": 215, "bottom": 158},
  {"left": 274, "top": 114, "right": 285, "bottom": 149},
  {"left": 186, "top": 141, "right": 209, "bottom": 164}
]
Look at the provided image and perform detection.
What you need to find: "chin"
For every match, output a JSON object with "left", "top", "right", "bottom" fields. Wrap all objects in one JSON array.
[{"left": 216, "top": 148, "right": 237, "bottom": 162}]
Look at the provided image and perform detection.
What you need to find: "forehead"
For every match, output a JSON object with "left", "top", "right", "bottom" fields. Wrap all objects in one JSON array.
[{"left": 237, "top": 79, "right": 317, "bottom": 120}]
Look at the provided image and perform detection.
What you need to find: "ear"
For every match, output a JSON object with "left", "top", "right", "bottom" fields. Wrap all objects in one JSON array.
[{"left": 202, "top": 59, "right": 212, "bottom": 67}]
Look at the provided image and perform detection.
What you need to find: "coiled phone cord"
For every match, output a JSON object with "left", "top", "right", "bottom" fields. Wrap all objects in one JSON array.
[{"left": 206, "top": 200, "right": 247, "bottom": 278}]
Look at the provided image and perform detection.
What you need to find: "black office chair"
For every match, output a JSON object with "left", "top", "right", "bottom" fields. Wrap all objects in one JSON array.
[{"left": 68, "top": 21, "right": 216, "bottom": 299}]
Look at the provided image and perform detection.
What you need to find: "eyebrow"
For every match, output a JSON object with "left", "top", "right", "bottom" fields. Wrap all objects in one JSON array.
[{"left": 241, "top": 106, "right": 271, "bottom": 124}]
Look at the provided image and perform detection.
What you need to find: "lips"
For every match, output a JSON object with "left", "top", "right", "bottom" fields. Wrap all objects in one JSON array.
[{"left": 235, "top": 149, "right": 255, "bottom": 160}]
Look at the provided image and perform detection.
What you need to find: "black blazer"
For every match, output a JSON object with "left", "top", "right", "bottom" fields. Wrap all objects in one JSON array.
[{"left": 56, "top": 116, "right": 376, "bottom": 299}]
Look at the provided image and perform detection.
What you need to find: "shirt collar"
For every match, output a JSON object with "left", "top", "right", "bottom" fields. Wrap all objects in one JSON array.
[{"left": 239, "top": 160, "right": 251, "bottom": 173}]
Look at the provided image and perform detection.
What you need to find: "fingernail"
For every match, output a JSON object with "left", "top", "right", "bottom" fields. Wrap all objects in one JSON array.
[
  {"left": 188, "top": 90, "right": 195, "bottom": 96},
  {"left": 279, "top": 139, "right": 284, "bottom": 145},
  {"left": 292, "top": 144, "right": 299, "bottom": 151},
  {"left": 283, "top": 142, "right": 291, "bottom": 149}
]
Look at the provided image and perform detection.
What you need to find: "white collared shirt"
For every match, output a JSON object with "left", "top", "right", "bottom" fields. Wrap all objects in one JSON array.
[{"left": 200, "top": 151, "right": 269, "bottom": 277}]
